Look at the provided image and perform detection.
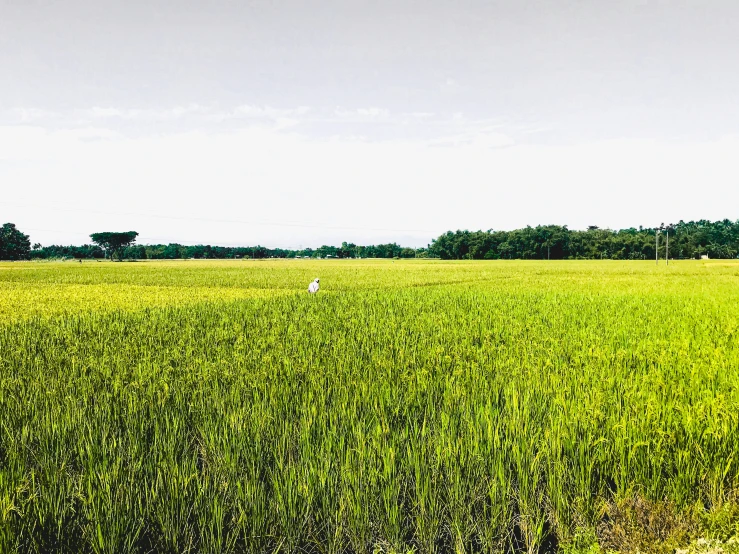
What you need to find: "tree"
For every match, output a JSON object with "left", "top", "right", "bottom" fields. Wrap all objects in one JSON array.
[
  {"left": 89, "top": 231, "right": 139, "bottom": 260},
  {"left": 0, "top": 223, "right": 31, "bottom": 260},
  {"left": 162, "top": 243, "right": 183, "bottom": 259}
]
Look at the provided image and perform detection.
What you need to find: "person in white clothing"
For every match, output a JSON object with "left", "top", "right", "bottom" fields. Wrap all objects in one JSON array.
[{"left": 308, "top": 278, "right": 320, "bottom": 293}]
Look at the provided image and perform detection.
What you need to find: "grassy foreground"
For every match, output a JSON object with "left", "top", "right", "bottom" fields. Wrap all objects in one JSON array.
[{"left": 1, "top": 259, "right": 738, "bottom": 553}]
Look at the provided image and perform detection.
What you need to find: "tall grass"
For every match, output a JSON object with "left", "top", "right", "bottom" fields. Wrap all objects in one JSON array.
[{"left": 0, "top": 260, "right": 738, "bottom": 553}]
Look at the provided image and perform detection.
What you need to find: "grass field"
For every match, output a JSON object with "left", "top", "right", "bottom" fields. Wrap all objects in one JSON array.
[{"left": 1, "top": 259, "right": 738, "bottom": 554}]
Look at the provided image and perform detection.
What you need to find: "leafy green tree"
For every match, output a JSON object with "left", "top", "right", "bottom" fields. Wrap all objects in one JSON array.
[
  {"left": 123, "top": 245, "right": 147, "bottom": 260},
  {"left": 0, "top": 223, "right": 31, "bottom": 260},
  {"left": 89, "top": 231, "right": 139, "bottom": 260},
  {"left": 338, "top": 242, "right": 357, "bottom": 258},
  {"left": 162, "top": 243, "right": 183, "bottom": 259}
]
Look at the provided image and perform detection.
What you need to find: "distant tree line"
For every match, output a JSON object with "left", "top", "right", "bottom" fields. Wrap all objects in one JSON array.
[
  {"left": 428, "top": 220, "right": 739, "bottom": 260},
  {"left": 3, "top": 219, "right": 739, "bottom": 260},
  {"left": 23, "top": 240, "right": 424, "bottom": 260}
]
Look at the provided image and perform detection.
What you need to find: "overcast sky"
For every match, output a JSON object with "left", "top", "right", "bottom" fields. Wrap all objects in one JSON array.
[{"left": 1, "top": 0, "right": 738, "bottom": 248}]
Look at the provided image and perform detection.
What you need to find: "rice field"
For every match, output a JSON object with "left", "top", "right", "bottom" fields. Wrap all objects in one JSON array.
[{"left": 1, "top": 259, "right": 738, "bottom": 554}]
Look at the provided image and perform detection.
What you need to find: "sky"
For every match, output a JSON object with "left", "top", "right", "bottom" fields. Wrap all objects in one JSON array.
[{"left": 1, "top": 0, "right": 738, "bottom": 248}]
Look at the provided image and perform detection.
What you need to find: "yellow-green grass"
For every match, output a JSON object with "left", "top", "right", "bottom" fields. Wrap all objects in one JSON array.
[{"left": 0, "top": 259, "right": 738, "bottom": 553}]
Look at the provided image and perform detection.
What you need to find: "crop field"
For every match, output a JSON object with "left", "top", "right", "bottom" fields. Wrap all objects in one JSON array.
[{"left": 1, "top": 259, "right": 738, "bottom": 554}]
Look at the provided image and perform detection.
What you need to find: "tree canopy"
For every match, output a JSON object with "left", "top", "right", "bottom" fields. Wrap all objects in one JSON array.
[
  {"left": 89, "top": 231, "right": 139, "bottom": 260},
  {"left": 427, "top": 220, "right": 739, "bottom": 260},
  {"left": 0, "top": 223, "right": 31, "bottom": 260},
  {"left": 16, "top": 219, "right": 739, "bottom": 261}
]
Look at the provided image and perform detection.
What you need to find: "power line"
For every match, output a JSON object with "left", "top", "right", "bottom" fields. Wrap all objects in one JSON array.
[
  {"left": 18, "top": 227, "right": 421, "bottom": 250},
  {"left": 19, "top": 227, "right": 261, "bottom": 247},
  {"left": 0, "top": 200, "right": 434, "bottom": 234}
]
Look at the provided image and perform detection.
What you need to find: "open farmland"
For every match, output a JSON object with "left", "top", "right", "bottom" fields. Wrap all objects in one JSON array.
[{"left": 1, "top": 259, "right": 738, "bottom": 554}]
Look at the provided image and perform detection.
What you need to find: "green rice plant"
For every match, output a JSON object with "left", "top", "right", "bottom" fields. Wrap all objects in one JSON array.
[{"left": 0, "top": 260, "right": 738, "bottom": 553}]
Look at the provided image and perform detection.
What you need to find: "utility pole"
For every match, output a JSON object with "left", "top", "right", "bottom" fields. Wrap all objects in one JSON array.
[{"left": 666, "top": 230, "right": 669, "bottom": 265}]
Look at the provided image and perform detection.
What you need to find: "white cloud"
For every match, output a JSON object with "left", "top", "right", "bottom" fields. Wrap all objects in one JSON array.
[
  {"left": 440, "top": 78, "right": 464, "bottom": 93},
  {"left": 3, "top": 104, "right": 509, "bottom": 143},
  {"left": 231, "top": 104, "right": 310, "bottom": 119},
  {"left": 2, "top": 115, "right": 738, "bottom": 248},
  {"left": 6, "top": 108, "right": 56, "bottom": 123},
  {"left": 356, "top": 107, "right": 391, "bottom": 118},
  {"left": 427, "top": 130, "right": 515, "bottom": 149},
  {"left": 332, "top": 106, "right": 391, "bottom": 121},
  {"left": 86, "top": 104, "right": 210, "bottom": 121}
]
